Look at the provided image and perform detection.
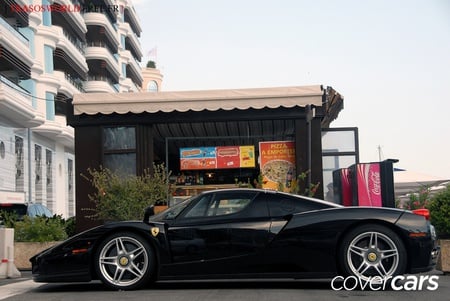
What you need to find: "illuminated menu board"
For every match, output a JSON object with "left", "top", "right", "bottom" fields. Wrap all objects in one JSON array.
[{"left": 180, "top": 146, "right": 255, "bottom": 170}]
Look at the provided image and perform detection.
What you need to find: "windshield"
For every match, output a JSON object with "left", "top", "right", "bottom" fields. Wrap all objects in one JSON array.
[{"left": 148, "top": 197, "right": 193, "bottom": 222}]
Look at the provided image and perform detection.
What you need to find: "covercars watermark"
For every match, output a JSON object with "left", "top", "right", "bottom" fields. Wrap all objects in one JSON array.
[{"left": 331, "top": 275, "right": 439, "bottom": 291}]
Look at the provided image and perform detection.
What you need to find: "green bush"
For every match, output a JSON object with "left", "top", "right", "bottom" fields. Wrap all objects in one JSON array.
[
  {"left": 398, "top": 185, "right": 431, "bottom": 210},
  {"left": 0, "top": 210, "right": 18, "bottom": 228},
  {"left": 13, "top": 215, "right": 68, "bottom": 242},
  {"left": 64, "top": 216, "right": 76, "bottom": 237},
  {"left": 83, "top": 163, "right": 172, "bottom": 222},
  {"left": 1, "top": 209, "right": 73, "bottom": 241},
  {"left": 427, "top": 184, "right": 450, "bottom": 239}
]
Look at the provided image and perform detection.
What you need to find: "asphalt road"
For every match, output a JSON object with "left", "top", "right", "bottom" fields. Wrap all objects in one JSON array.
[{"left": 1, "top": 271, "right": 450, "bottom": 301}]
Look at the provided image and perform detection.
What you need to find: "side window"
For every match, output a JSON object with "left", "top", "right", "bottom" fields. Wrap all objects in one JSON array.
[
  {"left": 183, "top": 192, "right": 257, "bottom": 218},
  {"left": 210, "top": 198, "right": 251, "bottom": 216},
  {"left": 267, "top": 194, "right": 328, "bottom": 217},
  {"left": 184, "top": 195, "right": 212, "bottom": 218},
  {"left": 268, "top": 195, "right": 297, "bottom": 217}
]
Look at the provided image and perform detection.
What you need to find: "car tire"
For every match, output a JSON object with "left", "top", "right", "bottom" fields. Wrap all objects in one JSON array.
[
  {"left": 94, "top": 231, "right": 155, "bottom": 290},
  {"left": 338, "top": 224, "right": 407, "bottom": 281}
]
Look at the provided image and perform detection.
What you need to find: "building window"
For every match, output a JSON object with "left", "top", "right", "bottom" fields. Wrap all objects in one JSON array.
[
  {"left": 46, "top": 149, "right": 53, "bottom": 211},
  {"left": 120, "top": 34, "right": 126, "bottom": 49},
  {"left": 68, "top": 158, "right": 75, "bottom": 217},
  {"left": 122, "top": 63, "right": 127, "bottom": 77},
  {"left": 42, "top": 0, "right": 52, "bottom": 26},
  {"left": 44, "top": 45, "right": 54, "bottom": 73},
  {"left": 35, "top": 144, "right": 42, "bottom": 203},
  {"left": 0, "top": 141, "right": 5, "bottom": 159},
  {"left": 45, "top": 92, "right": 55, "bottom": 121},
  {"left": 103, "top": 127, "right": 136, "bottom": 175},
  {"left": 147, "top": 80, "right": 158, "bottom": 92},
  {"left": 15, "top": 136, "right": 24, "bottom": 191}
]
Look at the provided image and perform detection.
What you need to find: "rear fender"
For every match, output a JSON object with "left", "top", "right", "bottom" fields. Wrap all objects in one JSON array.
[{"left": 285, "top": 207, "right": 404, "bottom": 230}]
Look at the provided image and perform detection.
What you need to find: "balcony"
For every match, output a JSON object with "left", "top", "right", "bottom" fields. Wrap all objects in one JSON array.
[
  {"left": 54, "top": 70, "right": 84, "bottom": 96},
  {"left": 0, "top": 17, "right": 33, "bottom": 68},
  {"left": 83, "top": 12, "right": 119, "bottom": 46},
  {"left": 56, "top": 123, "right": 75, "bottom": 149},
  {"left": 53, "top": 27, "right": 89, "bottom": 76},
  {"left": 33, "top": 116, "right": 74, "bottom": 148},
  {"left": 119, "top": 22, "right": 142, "bottom": 59},
  {"left": 4, "top": 0, "right": 30, "bottom": 27},
  {"left": 0, "top": 75, "right": 45, "bottom": 128},
  {"left": 85, "top": 44, "right": 120, "bottom": 79},
  {"left": 123, "top": 4, "right": 141, "bottom": 37},
  {"left": 84, "top": 75, "right": 118, "bottom": 93},
  {"left": 120, "top": 49, "right": 142, "bottom": 82},
  {"left": 53, "top": 0, "right": 86, "bottom": 36},
  {"left": 119, "top": 77, "right": 141, "bottom": 93}
]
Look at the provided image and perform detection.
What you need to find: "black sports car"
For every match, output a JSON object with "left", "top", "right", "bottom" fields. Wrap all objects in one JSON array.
[{"left": 30, "top": 188, "right": 438, "bottom": 290}]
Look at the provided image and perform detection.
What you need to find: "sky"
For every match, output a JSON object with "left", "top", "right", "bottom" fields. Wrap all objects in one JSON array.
[{"left": 133, "top": 0, "right": 450, "bottom": 180}]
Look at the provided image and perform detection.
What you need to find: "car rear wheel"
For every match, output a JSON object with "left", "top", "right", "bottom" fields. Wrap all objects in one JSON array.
[
  {"left": 95, "top": 232, "right": 155, "bottom": 290},
  {"left": 339, "top": 224, "right": 407, "bottom": 281}
]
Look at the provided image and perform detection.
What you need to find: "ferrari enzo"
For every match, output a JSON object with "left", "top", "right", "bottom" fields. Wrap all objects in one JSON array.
[{"left": 30, "top": 188, "right": 438, "bottom": 290}]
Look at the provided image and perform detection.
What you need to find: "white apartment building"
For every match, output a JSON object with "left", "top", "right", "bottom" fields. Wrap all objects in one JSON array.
[{"left": 0, "top": 0, "right": 144, "bottom": 217}]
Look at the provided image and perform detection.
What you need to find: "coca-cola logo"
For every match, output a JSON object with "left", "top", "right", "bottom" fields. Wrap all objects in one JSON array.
[{"left": 370, "top": 171, "right": 381, "bottom": 195}]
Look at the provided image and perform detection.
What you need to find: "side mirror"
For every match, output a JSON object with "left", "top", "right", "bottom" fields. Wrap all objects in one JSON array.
[{"left": 143, "top": 205, "right": 155, "bottom": 223}]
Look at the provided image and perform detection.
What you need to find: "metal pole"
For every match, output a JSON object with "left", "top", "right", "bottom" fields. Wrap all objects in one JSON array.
[
  {"left": 27, "top": 128, "right": 32, "bottom": 205},
  {"left": 306, "top": 105, "right": 313, "bottom": 189},
  {"left": 165, "top": 137, "right": 170, "bottom": 207}
]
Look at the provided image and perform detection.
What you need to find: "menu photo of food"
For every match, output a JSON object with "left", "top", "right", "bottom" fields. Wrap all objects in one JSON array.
[
  {"left": 259, "top": 141, "right": 296, "bottom": 190},
  {"left": 180, "top": 146, "right": 255, "bottom": 170},
  {"left": 180, "top": 147, "right": 217, "bottom": 170},
  {"left": 262, "top": 159, "right": 295, "bottom": 187}
]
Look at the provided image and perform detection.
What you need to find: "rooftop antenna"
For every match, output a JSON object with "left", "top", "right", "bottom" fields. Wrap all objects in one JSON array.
[{"left": 378, "top": 145, "right": 384, "bottom": 161}]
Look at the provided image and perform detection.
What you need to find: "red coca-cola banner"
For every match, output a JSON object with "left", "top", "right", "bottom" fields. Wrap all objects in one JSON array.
[{"left": 355, "top": 163, "right": 382, "bottom": 207}]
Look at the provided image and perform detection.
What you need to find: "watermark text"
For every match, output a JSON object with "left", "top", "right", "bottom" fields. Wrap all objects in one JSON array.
[
  {"left": 7, "top": 4, "right": 122, "bottom": 14},
  {"left": 331, "top": 275, "right": 439, "bottom": 291}
]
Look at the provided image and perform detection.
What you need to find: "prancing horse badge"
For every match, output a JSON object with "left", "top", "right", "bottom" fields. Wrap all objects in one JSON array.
[{"left": 151, "top": 227, "right": 159, "bottom": 237}]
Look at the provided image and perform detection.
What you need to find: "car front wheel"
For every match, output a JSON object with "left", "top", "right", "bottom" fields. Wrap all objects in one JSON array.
[
  {"left": 95, "top": 232, "right": 155, "bottom": 290},
  {"left": 339, "top": 224, "right": 407, "bottom": 282}
]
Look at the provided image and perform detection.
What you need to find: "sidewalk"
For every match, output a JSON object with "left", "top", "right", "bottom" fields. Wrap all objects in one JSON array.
[
  {"left": 0, "top": 270, "right": 32, "bottom": 286},
  {"left": 0, "top": 270, "right": 43, "bottom": 301}
]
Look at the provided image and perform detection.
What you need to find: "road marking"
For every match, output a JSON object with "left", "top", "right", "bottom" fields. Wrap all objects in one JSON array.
[{"left": 0, "top": 280, "right": 43, "bottom": 300}]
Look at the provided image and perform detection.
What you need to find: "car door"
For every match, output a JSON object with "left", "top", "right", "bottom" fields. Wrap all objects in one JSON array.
[
  {"left": 261, "top": 193, "right": 334, "bottom": 274},
  {"left": 165, "top": 190, "right": 267, "bottom": 275},
  {"left": 226, "top": 192, "right": 273, "bottom": 265},
  {"left": 166, "top": 193, "right": 228, "bottom": 264}
]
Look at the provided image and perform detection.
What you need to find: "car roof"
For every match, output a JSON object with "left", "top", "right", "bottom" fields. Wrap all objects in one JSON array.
[{"left": 197, "top": 188, "right": 342, "bottom": 208}]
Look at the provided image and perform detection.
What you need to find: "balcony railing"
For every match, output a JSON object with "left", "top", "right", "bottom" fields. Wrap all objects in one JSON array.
[
  {"left": 86, "top": 41, "right": 118, "bottom": 61},
  {"left": 0, "top": 75, "right": 33, "bottom": 105},
  {"left": 0, "top": 16, "right": 29, "bottom": 46},
  {"left": 62, "top": 29, "right": 86, "bottom": 54},
  {"left": 87, "top": 75, "right": 118, "bottom": 91},
  {"left": 64, "top": 73, "right": 85, "bottom": 92}
]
